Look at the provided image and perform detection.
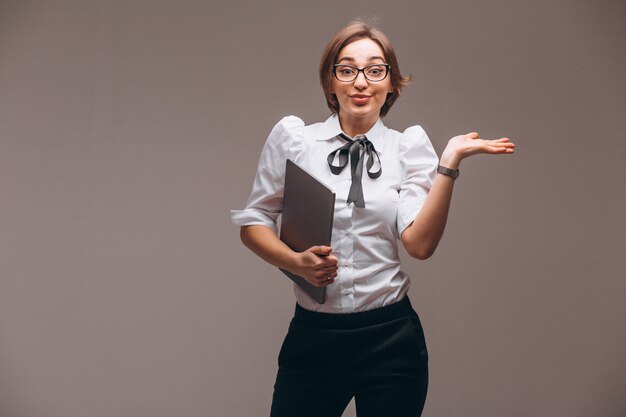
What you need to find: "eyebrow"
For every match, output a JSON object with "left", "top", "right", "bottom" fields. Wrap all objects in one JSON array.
[{"left": 336, "top": 56, "right": 386, "bottom": 64}]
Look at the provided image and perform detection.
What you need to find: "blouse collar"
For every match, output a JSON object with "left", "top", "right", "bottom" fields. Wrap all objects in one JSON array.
[{"left": 316, "top": 114, "right": 386, "bottom": 153}]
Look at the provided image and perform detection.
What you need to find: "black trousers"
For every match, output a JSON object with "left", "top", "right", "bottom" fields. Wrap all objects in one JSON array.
[{"left": 270, "top": 296, "right": 428, "bottom": 417}]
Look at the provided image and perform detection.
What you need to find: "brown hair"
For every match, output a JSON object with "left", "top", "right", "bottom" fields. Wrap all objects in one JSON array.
[{"left": 319, "top": 19, "right": 411, "bottom": 117}]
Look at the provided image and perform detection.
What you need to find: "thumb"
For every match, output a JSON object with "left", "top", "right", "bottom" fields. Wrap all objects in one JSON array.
[
  {"left": 310, "top": 245, "right": 332, "bottom": 256},
  {"left": 467, "top": 132, "right": 479, "bottom": 139}
]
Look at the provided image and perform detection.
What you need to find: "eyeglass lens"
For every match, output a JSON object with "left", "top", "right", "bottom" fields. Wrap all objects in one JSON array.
[{"left": 334, "top": 64, "right": 389, "bottom": 82}]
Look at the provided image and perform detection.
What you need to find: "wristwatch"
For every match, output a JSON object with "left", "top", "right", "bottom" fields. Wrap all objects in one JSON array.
[{"left": 437, "top": 165, "right": 460, "bottom": 179}]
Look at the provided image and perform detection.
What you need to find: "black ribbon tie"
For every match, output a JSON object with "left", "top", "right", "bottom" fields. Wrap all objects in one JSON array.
[{"left": 326, "top": 133, "right": 382, "bottom": 208}]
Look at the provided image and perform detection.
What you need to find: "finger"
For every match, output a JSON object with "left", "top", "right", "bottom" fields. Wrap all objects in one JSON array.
[
  {"left": 320, "top": 270, "right": 337, "bottom": 280},
  {"left": 311, "top": 259, "right": 337, "bottom": 271},
  {"left": 316, "top": 265, "right": 335, "bottom": 274},
  {"left": 324, "top": 255, "right": 339, "bottom": 264},
  {"left": 488, "top": 144, "right": 515, "bottom": 151},
  {"left": 311, "top": 274, "right": 336, "bottom": 287},
  {"left": 494, "top": 144, "right": 515, "bottom": 150},
  {"left": 321, "top": 260, "right": 338, "bottom": 270},
  {"left": 321, "top": 266, "right": 338, "bottom": 275},
  {"left": 486, "top": 146, "right": 515, "bottom": 154},
  {"left": 316, "top": 265, "right": 337, "bottom": 276},
  {"left": 310, "top": 245, "right": 332, "bottom": 256},
  {"left": 312, "top": 259, "right": 337, "bottom": 274},
  {"left": 485, "top": 140, "right": 515, "bottom": 147},
  {"left": 466, "top": 132, "right": 479, "bottom": 139}
]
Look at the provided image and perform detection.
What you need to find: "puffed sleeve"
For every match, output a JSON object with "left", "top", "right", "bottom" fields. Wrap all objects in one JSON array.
[
  {"left": 230, "top": 116, "right": 304, "bottom": 232},
  {"left": 397, "top": 125, "right": 439, "bottom": 236}
]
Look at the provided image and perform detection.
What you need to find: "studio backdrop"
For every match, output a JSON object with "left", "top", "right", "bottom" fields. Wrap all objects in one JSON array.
[{"left": 0, "top": 1, "right": 624, "bottom": 416}]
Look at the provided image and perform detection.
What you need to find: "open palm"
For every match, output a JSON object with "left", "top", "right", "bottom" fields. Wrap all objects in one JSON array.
[{"left": 441, "top": 132, "right": 515, "bottom": 167}]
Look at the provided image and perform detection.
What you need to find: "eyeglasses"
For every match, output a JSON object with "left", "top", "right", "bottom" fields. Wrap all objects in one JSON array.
[{"left": 333, "top": 63, "right": 391, "bottom": 82}]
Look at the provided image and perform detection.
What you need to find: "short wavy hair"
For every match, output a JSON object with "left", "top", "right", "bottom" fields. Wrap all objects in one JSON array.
[{"left": 319, "top": 20, "right": 411, "bottom": 117}]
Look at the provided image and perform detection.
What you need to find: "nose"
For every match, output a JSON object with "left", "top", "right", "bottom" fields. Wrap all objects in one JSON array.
[{"left": 353, "top": 70, "right": 368, "bottom": 89}]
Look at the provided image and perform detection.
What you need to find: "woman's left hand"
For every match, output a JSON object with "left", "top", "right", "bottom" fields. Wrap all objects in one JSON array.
[{"left": 440, "top": 132, "right": 516, "bottom": 169}]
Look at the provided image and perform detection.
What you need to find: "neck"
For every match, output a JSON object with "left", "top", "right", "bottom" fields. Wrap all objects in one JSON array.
[{"left": 337, "top": 111, "right": 378, "bottom": 138}]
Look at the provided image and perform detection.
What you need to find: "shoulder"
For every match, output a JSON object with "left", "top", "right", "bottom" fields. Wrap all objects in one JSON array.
[
  {"left": 376, "top": 123, "right": 431, "bottom": 152},
  {"left": 261, "top": 115, "right": 305, "bottom": 158},
  {"left": 387, "top": 124, "right": 438, "bottom": 169},
  {"left": 400, "top": 125, "right": 429, "bottom": 144},
  {"left": 267, "top": 115, "right": 305, "bottom": 144},
  {"left": 267, "top": 115, "right": 336, "bottom": 148},
  {"left": 395, "top": 124, "right": 434, "bottom": 154}
]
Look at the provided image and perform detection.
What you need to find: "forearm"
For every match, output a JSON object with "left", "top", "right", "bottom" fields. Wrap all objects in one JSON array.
[
  {"left": 401, "top": 171, "right": 455, "bottom": 259},
  {"left": 400, "top": 129, "right": 515, "bottom": 259},
  {"left": 240, "top": 225, "right": 339, "bottom": 286},
  {"left": 240, "top": 225, "right": 299, "bottom": 272}
]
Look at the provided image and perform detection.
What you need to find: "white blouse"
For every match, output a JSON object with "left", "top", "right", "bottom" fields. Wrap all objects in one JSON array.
[{"left": 231, "top": 114, "right": 439, "bottom": 313}]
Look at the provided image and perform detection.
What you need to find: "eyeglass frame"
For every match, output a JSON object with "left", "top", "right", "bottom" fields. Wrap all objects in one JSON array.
[{"left": 332, "top": 63, "right": 391, "bottom": 83}]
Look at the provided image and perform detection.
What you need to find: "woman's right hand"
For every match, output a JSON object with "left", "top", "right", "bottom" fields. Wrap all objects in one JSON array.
[
  {"left": 293, "top": 245, "right": 339, "bottom": 287},
  {"left": 240, "top": 226, "right": 338, "bottom": 287}
]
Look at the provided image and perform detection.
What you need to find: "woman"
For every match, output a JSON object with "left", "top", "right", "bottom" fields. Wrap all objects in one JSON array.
[{"left": 231, "top": 20, "right": 515, "bottom": 417}]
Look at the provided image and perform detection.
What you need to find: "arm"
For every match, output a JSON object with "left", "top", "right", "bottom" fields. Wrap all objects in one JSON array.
[
  {"left": 240, "top": 225, "right": 338, "bottom": 287},
  {"left": 231, "top": 117, "right": 337, "bottom": 286},
  {"left": 401, "top": 132, "right": 515, "bottom": 259}
]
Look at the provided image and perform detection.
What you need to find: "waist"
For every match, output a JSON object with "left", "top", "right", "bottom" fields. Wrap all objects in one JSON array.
[{"left": 293, "top": 295, "right": 414, "bottom": 330}]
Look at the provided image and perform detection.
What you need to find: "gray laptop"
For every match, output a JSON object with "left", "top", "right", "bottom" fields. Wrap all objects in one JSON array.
[{"left": 279, "top": 159, "right": 335, "bottom": 304}]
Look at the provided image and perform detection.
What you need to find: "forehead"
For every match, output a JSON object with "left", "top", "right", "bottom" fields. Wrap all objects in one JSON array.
[{"left": 337, "top": 38, "right": 385, "bottom": 61}]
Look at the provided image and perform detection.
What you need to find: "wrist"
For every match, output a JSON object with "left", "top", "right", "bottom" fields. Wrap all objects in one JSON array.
[
  {"left": 439, "top": 151, "right": 461, "bottom": 170},
  {"left": 437, "top": 165, "right": 460, "bottom": 179},
  {"left": 286, "top": 250, "right": 303, "bottom": 274}
]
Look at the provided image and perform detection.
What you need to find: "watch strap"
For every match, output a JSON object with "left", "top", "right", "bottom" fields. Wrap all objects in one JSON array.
[{"left": 437, "top": 165, "right": 460, "bottom": 179}]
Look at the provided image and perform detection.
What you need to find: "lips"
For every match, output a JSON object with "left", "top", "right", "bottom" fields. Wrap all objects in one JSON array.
[{"left": 350, "top": 94, "right": 371, "bottom": 105}]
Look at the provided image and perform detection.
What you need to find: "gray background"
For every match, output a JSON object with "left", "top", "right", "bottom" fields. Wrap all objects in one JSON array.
[{"left": 1, "top": 1, "right": 625, "bottom": 416}]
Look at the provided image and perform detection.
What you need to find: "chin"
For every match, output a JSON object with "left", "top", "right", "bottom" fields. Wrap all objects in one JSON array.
[
  {"left": 349, "top": 107, "right": 379, "bottom": 119},
  {"left": 344, "top": 102, "right": 372, "bottom": 113}
]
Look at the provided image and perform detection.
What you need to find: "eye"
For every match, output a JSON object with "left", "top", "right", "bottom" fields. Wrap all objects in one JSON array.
[
  {"left": 337, "top": 66, "right": 356, "bottom": 76},
  {"left": 365, "top": 66, "right": 385, "bottom": 76}
]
